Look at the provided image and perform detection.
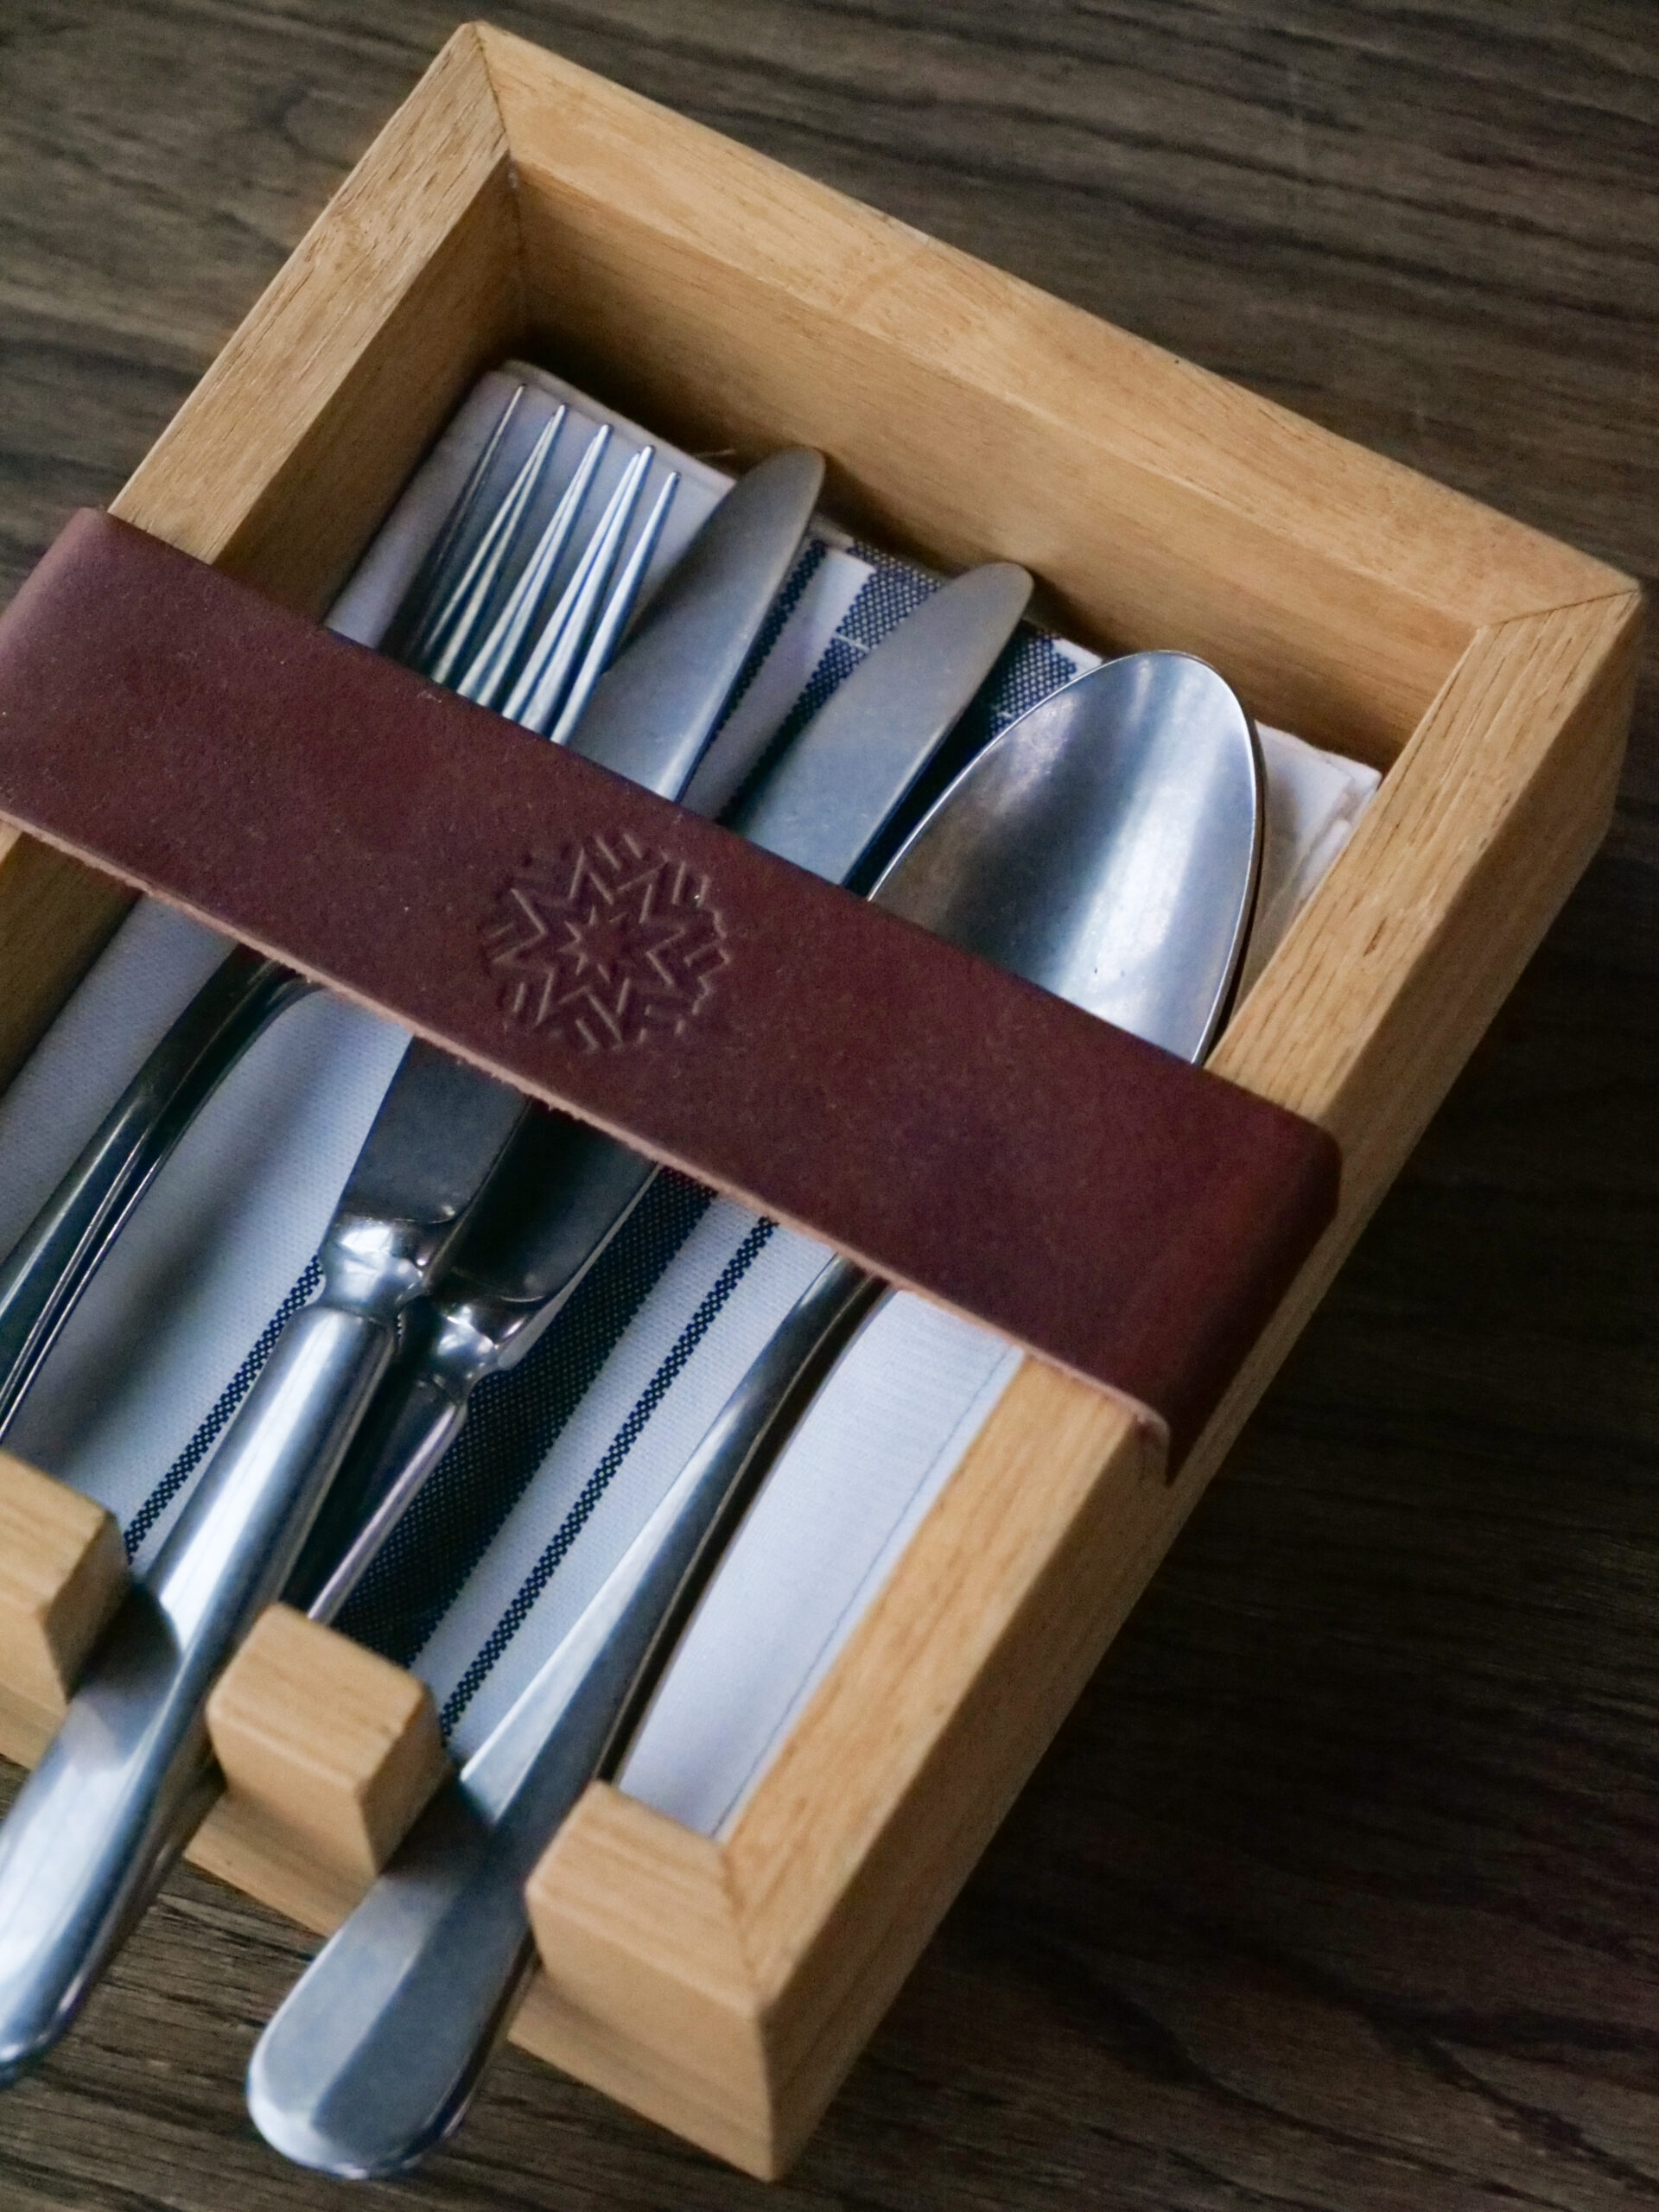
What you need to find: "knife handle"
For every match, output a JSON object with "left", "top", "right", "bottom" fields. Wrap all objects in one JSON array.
[
  {"left": 0, "top": 947, "right": 310, "bottom": 1440},
  {"left": 246, "top": 1777, "right": 539, "bottom": 2177},
  {"left": 0, "top": 1295, "right": 395, "bottom": 2080}
]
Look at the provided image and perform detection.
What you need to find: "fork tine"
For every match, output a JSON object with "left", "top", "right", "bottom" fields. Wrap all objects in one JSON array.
[
  {"left": 507, "top": 445, "right": 656, "bottom": 736},
  {"left": 500, "top": 453, "right": 640, "bottom": 731},
  {"left": 417, "top": 406, "right": 565, "bottom": 684},
  {"left": 387, "top": 385, "right": 524, "bottom": 663},
  {"left": 544, "top": 468, "right": 681, "bottom": 745},
  {"left": 453, "top": 423, "right": 612, "bottom": 710}
]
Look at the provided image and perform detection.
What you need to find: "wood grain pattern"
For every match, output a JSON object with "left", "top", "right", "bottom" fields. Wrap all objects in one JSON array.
[
  {"left": 204, "top": 1605, "right": 448, "bottom": 1894},
  {"left": 489, "top": 22, "right": 1623, "bottom": 767},
  {"left": 0, "top": 3, "right": 1653, "bottom": 2208},
  {"left": 0, "top": 25, "right": 1627, "bottom": 2175},
  {"left": 0, "top": 1452, "right": 125, "bottom": 1761}
]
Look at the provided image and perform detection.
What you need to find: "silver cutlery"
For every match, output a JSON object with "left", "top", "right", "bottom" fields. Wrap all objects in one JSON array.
[
  {"left": 419, "top": 402, "right": 569, "bottom": 686},
  {"left": 0, "top": 387, "right": 647, "bottom": 1440},
  {"left": 288, "top": 561, "right": 1037, "bottom": 1623},
  {"left": 383, "top": 380, "right": 530, "bottom": 668},
  {"left": 0, "top": 439, "right": 818, "bottom": 2082},
  {"left": 246, "top": 649, "right": 1265, "bottom": 2177}
]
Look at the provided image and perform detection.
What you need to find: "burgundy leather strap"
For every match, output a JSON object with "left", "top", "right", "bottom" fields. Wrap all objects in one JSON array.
[{"left": 0, "top": 512, "right": 1338, "bottom": 1459}]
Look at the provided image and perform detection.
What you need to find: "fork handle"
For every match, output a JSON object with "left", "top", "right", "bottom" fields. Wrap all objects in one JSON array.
[{"left": 0, "top": 947, "right": 310, "bottom": 1438}]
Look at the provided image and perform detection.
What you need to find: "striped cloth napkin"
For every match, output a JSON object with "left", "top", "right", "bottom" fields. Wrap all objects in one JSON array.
[{"left": 0, "top": 367, "right": 1376, "bottom": 1836}]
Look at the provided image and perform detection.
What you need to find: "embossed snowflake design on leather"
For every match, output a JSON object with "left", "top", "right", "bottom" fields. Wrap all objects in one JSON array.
[{"left": 481, "top": 830, "right": 729, "bottom": 1050}]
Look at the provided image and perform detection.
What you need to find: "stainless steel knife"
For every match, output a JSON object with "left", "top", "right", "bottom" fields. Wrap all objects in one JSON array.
[
  {"left": 287, "top": 561, "right": 1035, "bottom": 1623},
  {"left": 0, "top": 445, "right": 825, "bottom": 2083}
]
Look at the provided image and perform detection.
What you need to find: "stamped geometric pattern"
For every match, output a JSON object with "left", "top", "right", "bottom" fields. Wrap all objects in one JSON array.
[{"left": 481, "top": 830, "right": 729, "bottom": 1051}]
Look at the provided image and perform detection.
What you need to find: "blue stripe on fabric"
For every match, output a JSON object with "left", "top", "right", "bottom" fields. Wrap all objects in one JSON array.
[
  {"left": 842, "top": 548, "right": 935, "bottom": 645},
  {"left": 122, "top": 1256, "right": 322, "bottom": 1560},
  {"left": 436, "top": 1214, "right": 777, "bottom": 1734}
]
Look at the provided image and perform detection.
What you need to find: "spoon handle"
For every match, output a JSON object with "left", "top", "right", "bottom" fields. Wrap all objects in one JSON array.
[{"left": 246, "top": 1250, "right": 881, "bottom": 2177}]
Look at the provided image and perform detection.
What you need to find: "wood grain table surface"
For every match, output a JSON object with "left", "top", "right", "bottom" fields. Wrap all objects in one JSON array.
[{"left": 0, "top": 3, "right": 1654, "bottom": 2205}]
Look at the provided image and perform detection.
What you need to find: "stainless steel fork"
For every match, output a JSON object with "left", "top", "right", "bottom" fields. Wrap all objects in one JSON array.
[{"left": 0, "top": 387, "right": 675, "bottom": 1438}]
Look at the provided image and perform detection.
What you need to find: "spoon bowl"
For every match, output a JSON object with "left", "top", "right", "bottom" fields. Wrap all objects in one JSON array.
[{"left": 878, "top": 648, "right": 1262, "bottom": 1055}]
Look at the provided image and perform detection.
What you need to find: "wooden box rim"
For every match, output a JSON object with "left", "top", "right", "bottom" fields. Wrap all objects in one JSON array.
[{"left": 0, "top": 20, "right": 1641, "bottom": 2181}]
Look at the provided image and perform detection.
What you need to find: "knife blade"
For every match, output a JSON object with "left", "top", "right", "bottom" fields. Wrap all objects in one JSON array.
[
  {"left": 288, "top": 560, "right": 1035, "bottom": 1622},
  {"left": 0, "top": 442, "right": 825, "bottom": 2082}
]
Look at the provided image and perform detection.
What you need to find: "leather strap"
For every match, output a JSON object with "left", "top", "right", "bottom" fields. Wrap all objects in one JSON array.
[{"left": 0, "top": 512, "right": 1339, "bottom": 1460}]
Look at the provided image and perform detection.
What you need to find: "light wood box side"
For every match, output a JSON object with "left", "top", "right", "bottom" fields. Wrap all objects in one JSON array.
[
  {"left": 0, "top": 831, "right": 133, "bottom": 1096},
  {"left": 0, "top": 1452, "right": 127, "bottom": 1764}
]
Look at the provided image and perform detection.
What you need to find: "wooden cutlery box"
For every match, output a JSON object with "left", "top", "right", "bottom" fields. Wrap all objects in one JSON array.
[{"left": 0, "top": 21, "right": 1641, "bottom": 2178}]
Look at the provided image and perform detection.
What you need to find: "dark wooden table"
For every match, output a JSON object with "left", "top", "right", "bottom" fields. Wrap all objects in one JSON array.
[{"left": 1, "top": 4, "right": 1654, "bottom": 2205}]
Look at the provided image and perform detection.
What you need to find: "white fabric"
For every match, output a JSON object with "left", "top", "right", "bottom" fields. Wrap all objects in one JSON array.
[{"left": 0, "top": 367, "right": 1377, "bottom": 1834}]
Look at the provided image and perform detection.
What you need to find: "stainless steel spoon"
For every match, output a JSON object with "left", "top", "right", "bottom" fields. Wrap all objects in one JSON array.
[{"left": 246, "top": 647, "right": 1264, "bottom": 2179}]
